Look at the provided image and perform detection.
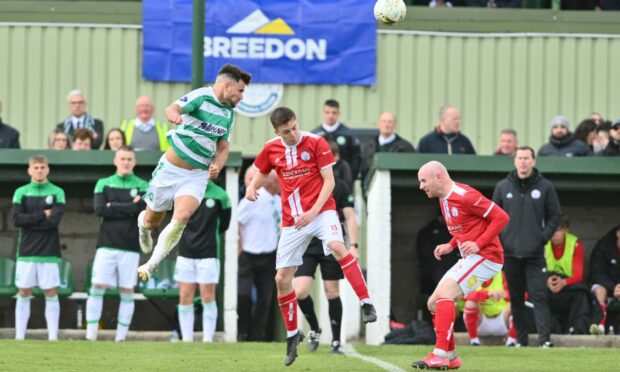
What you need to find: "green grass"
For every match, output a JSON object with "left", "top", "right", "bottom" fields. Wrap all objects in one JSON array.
[{"left": 0, "top": 341, "right": 618, "bottom": 371}]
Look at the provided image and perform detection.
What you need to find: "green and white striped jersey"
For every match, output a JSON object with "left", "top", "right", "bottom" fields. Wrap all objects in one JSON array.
[{"left": 168, "top": 87, "right": 235, "bottom": 170}]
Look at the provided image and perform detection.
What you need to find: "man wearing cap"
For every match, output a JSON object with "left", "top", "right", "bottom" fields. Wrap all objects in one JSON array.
[
  {"left": 602, "top": 119, "right": 620, "bottom": 157},
  {"left": 538, "top": 116, "right": 592, "bottom": 157}
]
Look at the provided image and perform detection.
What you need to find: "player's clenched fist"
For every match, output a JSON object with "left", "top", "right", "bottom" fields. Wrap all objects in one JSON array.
[
  {"left": 434, "top": 243, "right": 454, "bottom": 260},
  {"left": 165, "top": 106, "right": 183, "bottom": 125},
  {"left": 208, "top": 163, "right": 221, "bottom": 179}
]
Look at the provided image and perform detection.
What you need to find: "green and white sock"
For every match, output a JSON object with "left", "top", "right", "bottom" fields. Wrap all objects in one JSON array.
[
  {"left": 15, "top": 295, "right": 31, "bottom": 340},
  {"left": 202, "top": 301, "right": 217, "bottom": 342},
  {"left": 86, "top": 287, "right": 105, "bottom": 340},
  {"left": 45, "top": 295, "right": 60, "bottom": 341},
  {"left": 116, "top": 292, "right": 135, "bottom": 342},
  {"left": 178, "top": 304, "right": 194, "bottom": 342}
]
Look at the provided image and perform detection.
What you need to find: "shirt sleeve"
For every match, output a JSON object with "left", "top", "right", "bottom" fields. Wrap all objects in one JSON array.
[
  {"left": 316, "top": 136, "right": 336, "bottom": 170},
  {"left": 175, "top": 87, "right": 206, "bottom": 114},
  {"left": 565, "top": 239, "right": 584, "bottom": 286},
  {"left": 253, "top": 147, "right": 273, "bottom": 174},
  {"left": 236, "top": 199, "right": 251, "bottom": 224},
  {"left": 464, "top": 190, "right": 510, "bottom": 249}
]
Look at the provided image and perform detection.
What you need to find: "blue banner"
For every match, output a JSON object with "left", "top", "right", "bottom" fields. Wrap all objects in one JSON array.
[{"left": 143, "top": 0, "right": 376, "bottom": 85}]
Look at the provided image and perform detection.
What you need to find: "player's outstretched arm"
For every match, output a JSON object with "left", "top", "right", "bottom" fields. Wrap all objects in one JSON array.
[
  {"left": 245, "top": 169, "right": 267, "bottom": 201},
  {"left": 165, "top": 103, "right": 183, "bottom": 125}
]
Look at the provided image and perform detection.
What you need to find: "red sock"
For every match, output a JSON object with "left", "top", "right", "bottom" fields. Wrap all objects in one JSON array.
[
  {"left": 338, "top": 253, "right": 369, "bottom": 302},
  {"left": 278, "top": 291, "right": 298, "bottom": 333},
  {"left": 463, "top": 307, "right": 479, "bottom": 340},
  {"left": 434, "top": 298, "right": 455, "bottom": 352},
  {"left": 599, "top": 302, "right": 607, "bottom": 326},
  {"left": 508, "top": 316, "right": 517, "bottom": 338}
]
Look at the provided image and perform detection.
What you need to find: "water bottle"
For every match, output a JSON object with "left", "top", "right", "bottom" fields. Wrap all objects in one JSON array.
[
  {"left": 609, "top": 326, "right": 614, "bottom": 335},
  {"left": 77, "top": 304, "right": 83, "bottom": 329}
]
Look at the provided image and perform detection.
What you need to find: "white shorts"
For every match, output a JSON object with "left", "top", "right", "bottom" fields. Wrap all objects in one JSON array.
[
  {"left": 174, "top": 256, "right": 220, "bottom": 284},
  {"left": 14, "top": 261, "right": 60, "bottom": 290},
  {"left": 478, "top": 313, "right": 508, "bottom": 337},
  {"left": 443, "top": 254, "right": 503, "bottom": 296},
  {"left": 91, "top": 248, "right": 140, "bottom": 289},
  {"left": 276, "top": 210, "right": 344, "bottom": 270},
  {"left": 144, "top": 155, "right": 209, "bottom": 212}
]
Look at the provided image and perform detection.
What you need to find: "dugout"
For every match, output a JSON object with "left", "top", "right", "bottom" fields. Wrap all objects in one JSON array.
[
  {"left": 0, "top": 150, "right": 242, "bottom": 340},
  {"left": 364, "top": 153, "right": 620, "bottom": 345}
]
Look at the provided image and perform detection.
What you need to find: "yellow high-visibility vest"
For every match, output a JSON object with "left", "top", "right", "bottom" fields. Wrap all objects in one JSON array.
[
  {"left": 121, "top": 119, "right": 169, "bottom": 152},
  {"left": 544, "top": 232, "right": 577, "bottom": 278}
]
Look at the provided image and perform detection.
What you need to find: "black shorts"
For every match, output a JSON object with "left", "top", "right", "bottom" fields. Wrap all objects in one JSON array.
[{"left": 294, "top": 252, "right": 344, "bottom": 281}]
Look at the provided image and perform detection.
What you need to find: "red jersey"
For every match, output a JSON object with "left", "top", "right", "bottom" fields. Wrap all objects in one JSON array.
[
  {"left": 439, "top": 182, "right": 510, "bottom": 264},
  {"left": 254, "top": 131, "right": 336, "bottom": 227}
]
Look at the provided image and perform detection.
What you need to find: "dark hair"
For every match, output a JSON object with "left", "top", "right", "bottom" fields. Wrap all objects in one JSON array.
[
  {"left": 218, "top": 64, "right": 252, "bottom": 85},
  {"left": 270, "top": 107, "right": 296, "bottom": 129},
  {"left": 328, "top": 141, "right": 340, "bottom": 155},
  {"left": 74, "top": 128, "right": 94, "bottom": 143},
  {"left": 104, "top": 128, "right": 127, "bottom": 150},
  {"left": 558, "top": 217, "right": 570, "bottom": 229},
  {"left": 48, "top": 129, "right": 71, "bottom": 149},
  {"left": 516, "top": 146, "right": 536, "bottom": 159},
  {"left": 324, "top": 99, "right": 339, "bottom": 110},
  {"left": 574, "top": 119, "right": 597, "bottom": 145},
  {"left": 598, "top": 120, "right": 612, "bottom": 132}
]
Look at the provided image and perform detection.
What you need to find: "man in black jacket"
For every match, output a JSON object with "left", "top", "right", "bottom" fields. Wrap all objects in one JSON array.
[
  {"left": 589, "top": 225, "right": 620, "bottom": 334},
  {"left": 538, "top": 115, "right": 592, "bottom": 157},
  {"left": 56, "top": 90, "right": 105, "bottom": 149},
  {"left": 311, "top": 99, "right": 362, "bottom": 178},
  {"left": 602, "top": 119, "right": 620, "bottom": 157},
  {"left": 417, "top": 105, "right": 476, "bottom": 155},
  {"left": 492, "top": 146, "right": 562, "bottom": 347},
  {"left": 86, "top": 146, "right": 148, "bottom": 341},
  {"left": 0, "top": 100, "right": 20, "bottom": 148},
  {"left": 361, "top": 112, "right": 415, "bottom": 182}
]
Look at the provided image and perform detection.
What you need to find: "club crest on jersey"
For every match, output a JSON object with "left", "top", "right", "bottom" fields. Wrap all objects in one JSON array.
[
  {"left": 451, "top": 207, "right": 458, "bottom": 217},
  {"left": 506, "top": 192, "right": 513, "bottom": 199},
  {"left": 130, "top": 188, "right": 138, "bottom": 198},
  {"left": 337, "top": 136, "right": 346, "bottom": 145},
  {"left": 206, "top": 199, "right": 215, "bottom": 208},
  {"left": 275, "top": 156, "right": 281, "bottom": 163},
  {"left": 300, "top": 151, "right": 311, "bottom": 161},
  {"left": 45, "top": 196, "right": 54, "bottom": 205},
  {"left": 467, "top": 275, "right": 478, "bottom": 288},
  {"left": 531, "top": 189, "right": 541, "bottom": 199}
]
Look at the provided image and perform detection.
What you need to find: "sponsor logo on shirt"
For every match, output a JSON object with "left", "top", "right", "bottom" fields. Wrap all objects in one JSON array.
[
  {"left": 180, "top": 96, "right": 188, "bottom": 102},
  {"left": 281, "top": 167, "right": 311, "bottom": 180},
  {"left": 199, "top": 122, "right": 228, "bottom": 136},
  {"left": 447, "top": 224, "right": 463, "bottom": 233}
]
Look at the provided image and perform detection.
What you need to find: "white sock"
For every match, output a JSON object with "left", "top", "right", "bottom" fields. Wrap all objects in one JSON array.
[
  {"left": 202, "top": 301, "right": 217, "bottom": 342},
  {"left": 116, "top": 292, "right": 135, "bottom": 342},
  {"left": 470, "top": 337, "right": 480, "bottom": 345},
  {"left": 138, "top": 210, "right": 148, "bottom": 230},
  {"left": 286, "top": 329, "right": 299, "bottom": 338},
  {"left": 45, "top": 295, "right": 60, "bottom": 341},
  {"left": 147, "top": 219, "right": 186, "bottom": 267},
  {"left": 15, "top": 295, "right": 31, "bottom": 340},
  {"left": 86, "top": 287, "right": 105, "bottom": 340},
  {"left": 178, "top": 304, "right": 194, "bottom": 342},
  {"left": 433, "top": 348, "right": 448, "bottom": 358}
]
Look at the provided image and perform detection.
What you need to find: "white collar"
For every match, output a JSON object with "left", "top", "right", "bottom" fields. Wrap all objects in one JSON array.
[
  {"left": 280, "top": 131, "right": 304, "bottom": 148},
  {"left": 136, "top": 117, "right": 155, "bottom": 126},
  {"left": 322, "top": 122, "right": 340, "bottom": 133},
  {"left": 378, "top": 134, "right": 396, "bottom": 146},
  {"left": 442, "top": 181, "right": 456, "bottom": 201},
  {"left": 72, "top": 115, "right": 84, "bottom": 123}
]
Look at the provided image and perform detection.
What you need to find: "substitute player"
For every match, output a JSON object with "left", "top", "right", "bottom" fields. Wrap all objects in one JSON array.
[
  {"left": 246, "top": 107, "right": 376, "bottom": 366},
  {"left": 137, "top": 64, "right": 251, "bottom": 280},
  {"left": 175, "top": 181, "right": 231, "bottom": 342},
  {"left": 412, "top": 161, "right": 509, "bottom": 370},
  {"left": 11, "top": 155, "right": 65, "bottom": 341},
  {"left": 86, "top": 146, "right": 148, "bottom": 341}
]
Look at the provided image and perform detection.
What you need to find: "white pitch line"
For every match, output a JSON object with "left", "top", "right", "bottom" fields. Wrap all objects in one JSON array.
[{"left": 342, "top": 344, "right": 406, "bottom": 372}]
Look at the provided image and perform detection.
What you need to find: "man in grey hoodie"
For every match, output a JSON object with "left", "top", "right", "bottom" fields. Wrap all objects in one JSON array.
[
  {"left": 492, "top": 146, "right": 562, "bottom": 347},
  {"left": 538, "top": 116, "right": 592, "bottom": 157}
]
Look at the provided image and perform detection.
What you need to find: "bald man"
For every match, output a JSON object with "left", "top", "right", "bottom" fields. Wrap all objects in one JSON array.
[
  {"left": 361, "top": 112, "right": 415, "bottom": 181},
  {"left": 120, "top": 96, "right": 170, "bottom": 151},
  {"left": 417, "top": 105, "right": 476, "bottom": 155},
  {"left": 412, "top": 161, "right": 509, "bottom": 370}
]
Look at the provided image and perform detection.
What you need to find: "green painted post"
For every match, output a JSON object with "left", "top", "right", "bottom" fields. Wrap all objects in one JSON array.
[{"left": 192, "top": 0, "right": 205, "bottom": 90}]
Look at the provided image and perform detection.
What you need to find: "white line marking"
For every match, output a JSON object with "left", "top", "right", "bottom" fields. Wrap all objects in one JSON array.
[{"left": 342, "top": 344, "right": 406, "bottom": 372}]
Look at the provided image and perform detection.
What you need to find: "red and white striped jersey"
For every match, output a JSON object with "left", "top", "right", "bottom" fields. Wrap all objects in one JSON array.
[{"left": 254, "top": 131, "right": 337, "bottom": 227}]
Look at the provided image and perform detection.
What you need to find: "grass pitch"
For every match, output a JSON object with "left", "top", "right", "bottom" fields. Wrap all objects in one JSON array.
[{"left": 0, "top": 340, "right": 617, "bottom": 371}]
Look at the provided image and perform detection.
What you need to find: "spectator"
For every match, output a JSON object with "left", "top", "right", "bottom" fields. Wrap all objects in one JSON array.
[
  {"left": 329, "top": 141, "right": 353, "bottom": 193},
  {"left": 175, "top": 181, "right": 231, "bottom": 342},
  {"left": 545, "top": 218, "right": 593, "bottom": 334},
  {"left": 11, "top": 155, "right": 65, "bottom": 340},
  {"left": 494, "top": 128, "right": 518, "bottom": 156},
  {"left": 466, "top": 0, "right": 521, "bottom": 8},
  {"left": 361, "top": 111, "right": 415, "bottom": 181},
  {"left": 492, "top": 146, "right": 562, "bottom": 347},
  {"left": 121, "top": 96, "right": 170, "bottom": 151},
  {"left": 48, "top": 129, "right": 71, "bottom": 150},
  {"left": 104, "top": 128, "right": 126, "bottom": 151},
  {"left": 602, "top": 119, "right": 620, "bottom": 157},
  {"left": 538, "top": 115, "right": 592, "bottom": 157},
  {"left": 72, "top": 128, "right": 93, "bottom": 150},
  {"left": 574, "top": 119, "right": 598, "bottom": 153},
  {"left": 589, "top": 225, "right": 620, "bottom": 334},
  {"left": 593, "top": 121, "right": 612, "bottom": 155},
  {"left": 237, "top": 167, "right": 281, "bottom": 341},
  {"left": 86, "top": 146, "right": 148, "bottom": 342},
  {"left": 417, "top": 105, "right": 476, "bottom": 155},
  {"left": 429, "top": 0, "right": 453, "bottom": 7},
  {"left": 462, "top": 273, "right": 515, "bottom": 346},
  {"left": 0, "top": 100, "right": 20, "bottom": 148},
  {"left": 56, "top": 90, "right": 104, "bottom": 149},
  {"left": 590, "top": 112, "right": 604, "bottom": 126},
  {"left": 311, "top": 99, "right": 362, "bottom": 179}
]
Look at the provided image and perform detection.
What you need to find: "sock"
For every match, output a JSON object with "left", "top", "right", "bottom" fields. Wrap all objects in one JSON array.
[
  {"left": 116, "top": 292, "right": 135, "bottom": 342},
  {"left": 463, "top": 307, "right": 479, "bottom": 340},
  {"left": 508, "top": 316, "right": 517, "bottom": 338},
  {"left": 338, "top": 253, "right": 370, "bottom": 303},
  {"left": 178, "top": 304, "right": 195, "bottom": 342},
  {"left": 86, "top": 287, "right": 105, "bottom": 340},
  {"left": 328, "top": 297, "right": 343, "bottom": 343},
  {"left": 15, "top": 295, "right": 31, "bottom": 340},
  {"left": 278, "top": 291, "right": 298, "bottom": 338},
  {"left": 45, "top": 295, "right": 60, "bottom": 341},
  {"left": 138, "top": 210, "right": 148, "bottom": 230},
  {"left": 297, "top": 296, "right": 320, "bottom": 332},
  {"left": 147, "top": 219, "right": 186, "bottom": 267},
  {"left": 433, "top": 298, "right": 455, "bottom": 356},
  {"left": 599, "top": 302, "right": 607, "bottom": 326},
  {"left": 202, "top": 301, "right": 217, "bottom": 342}
]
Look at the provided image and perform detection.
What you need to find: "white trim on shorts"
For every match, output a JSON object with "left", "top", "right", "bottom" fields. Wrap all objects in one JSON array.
[
  {"left": 14, "top": 261, "right": 60, "bottom": 290},
  {"left": 91, "top": 248, "right": 140, "bottom": 289},
  {"left": 174, "top": 256, "right": 220, "bottom": 284},
  {"left": 443, "top": 254, "right": 503, "bottom": 296},
  {"left": 275, "top": 209, "right": 344, "bottom": 270}
]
